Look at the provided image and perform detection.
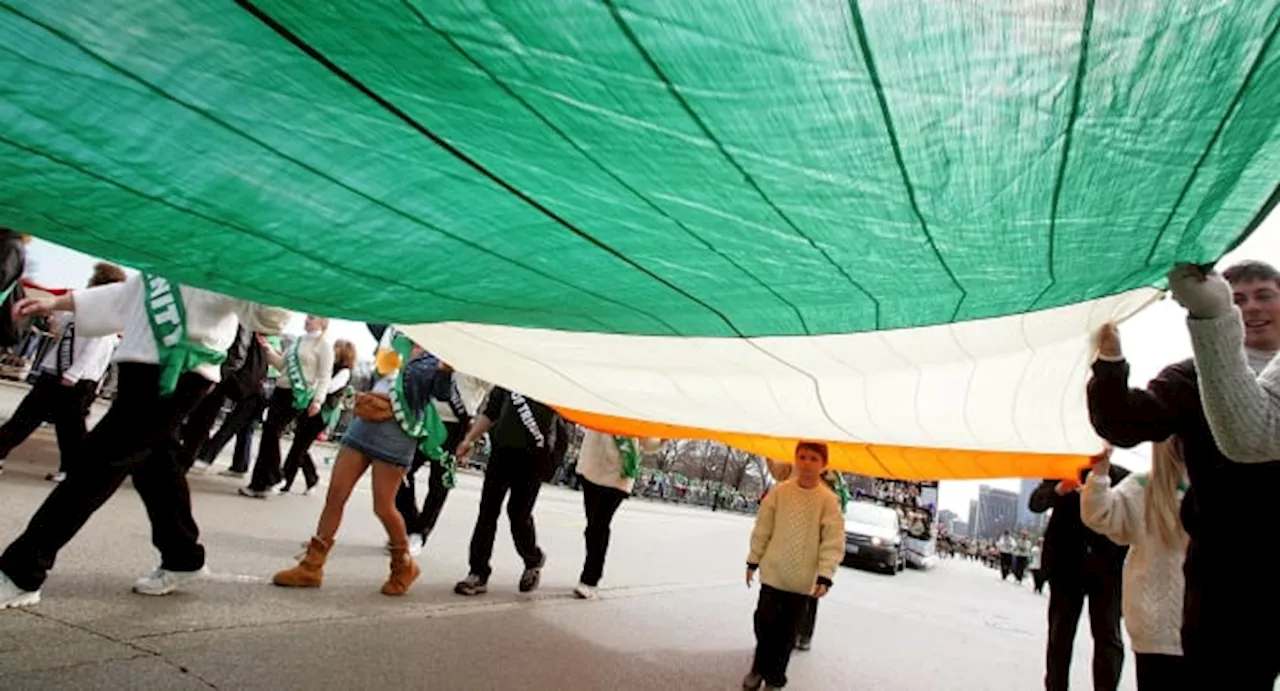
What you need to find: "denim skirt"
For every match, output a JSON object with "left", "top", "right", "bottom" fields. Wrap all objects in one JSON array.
[{"left": 342, "top": 417, "right": 416, "bottom": 468}]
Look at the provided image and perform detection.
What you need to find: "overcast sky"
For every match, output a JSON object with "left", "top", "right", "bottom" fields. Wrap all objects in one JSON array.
[{"left": 24, "top": 208, "right": 1278, "bottom": 515}]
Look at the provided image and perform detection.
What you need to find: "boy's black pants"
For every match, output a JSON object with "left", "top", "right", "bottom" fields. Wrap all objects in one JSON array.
[{"left": 753, "top": 584, "right": 808, "bottom": 688}]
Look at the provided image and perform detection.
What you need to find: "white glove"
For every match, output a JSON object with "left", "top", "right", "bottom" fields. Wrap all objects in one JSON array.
[{"left": 1168, "top": 265, "right": 1233, "bottom": 319}]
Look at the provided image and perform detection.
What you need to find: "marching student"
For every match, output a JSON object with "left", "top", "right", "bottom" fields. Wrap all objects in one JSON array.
[{"left": 0, "top": 273, "right": 288, "bottom": 608}]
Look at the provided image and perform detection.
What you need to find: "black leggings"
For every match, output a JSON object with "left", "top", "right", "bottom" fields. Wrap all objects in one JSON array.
[
  {"left": 248, "top": 387, "right": 303, "bottom": 491},
  {"left": 281, "top": 412, "right": 327, "bottom": 490}
]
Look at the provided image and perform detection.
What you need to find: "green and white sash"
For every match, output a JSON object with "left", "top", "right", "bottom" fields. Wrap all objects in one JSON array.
[
  {"left": 142, "top": 274, "right": 226, "bottom": 395},
  {"left": 284, "top": 340, "right": 314, "bottom": 410},
  {"left": 385, "top": 332, "right": 455, "bottom": 487},
  {"left": 0, "top": 278, "right": 18, "bottom": 305},
  {"left": 613, "top": 436, "right": 642, "bottom": 479}
]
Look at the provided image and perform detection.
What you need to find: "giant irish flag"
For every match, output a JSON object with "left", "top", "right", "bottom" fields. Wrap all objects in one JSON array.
[{"left": 1, "top": 1, "right": 1277, "bottom": 478}]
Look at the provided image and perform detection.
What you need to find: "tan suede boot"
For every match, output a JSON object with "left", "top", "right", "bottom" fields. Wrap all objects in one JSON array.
[
  {"left": 381, "top": 545, "right": 421, "bottom": 596},
  {"left": 273, "top": 536, "right": 332, "bottom": 588}
]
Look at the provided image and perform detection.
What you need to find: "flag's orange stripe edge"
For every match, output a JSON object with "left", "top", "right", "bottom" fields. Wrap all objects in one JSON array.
[{"left": 555, "top": 407, "right": 1089, "bottom": 481}]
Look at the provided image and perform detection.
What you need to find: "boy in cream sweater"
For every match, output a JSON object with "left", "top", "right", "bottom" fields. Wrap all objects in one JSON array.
[{"left": 743, "top": 442, "right": 845, "bottom": 690}]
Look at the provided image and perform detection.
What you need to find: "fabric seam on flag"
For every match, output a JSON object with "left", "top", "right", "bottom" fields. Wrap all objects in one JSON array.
[
  {"left": 235, "top": 0, "right": 753, "bottom": 338},
  {"left": 601, "top": 0, "right": 884, "bottom": 328},
  {"left": 845, "top": 0, "right": 967, "bottom": 321},
  {"left": 401, "top": 0, "right": 815, "bottom": 336},
  {"left": 1157, "top": 17, "right": 1280, "bottom": 262}
]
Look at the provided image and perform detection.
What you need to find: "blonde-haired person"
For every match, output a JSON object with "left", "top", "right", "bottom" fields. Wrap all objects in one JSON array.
[
  {"left": 241, "top": 315, "right": 333, "bottom": 498},
  {"left": 280, "top": 339, "right": 356, "bottom": 495},
  {"left": 1080, "top": 441, "right": 1188, "bottom": 690}
]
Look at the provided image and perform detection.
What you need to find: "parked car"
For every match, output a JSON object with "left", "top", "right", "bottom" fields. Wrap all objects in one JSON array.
[{"left": 842, "top": 501, "right": 906, "bottom": 575}]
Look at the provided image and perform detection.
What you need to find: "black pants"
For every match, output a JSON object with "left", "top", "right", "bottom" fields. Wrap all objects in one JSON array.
[
  {"left": 467, "top": 446, "right": 544, "bottom": 580},
  {"left": 1134, "top": 654, "right": 1186, "bottom": 691},
  {"left": 200, "top": 391, "right": 263, "bottom": 473},
  {"left": 248, "top": 387, "right": 304, "bottom": 491},
  {"left": 0, "top": 364, "right": 210, "bottom": 591},
  {"left": 0, "top": 372, "right": 96, "bottom": 473},
  {"left": 752, "top": 584, "right": 808, "bottom": 688},
  {"left": 1044, "top": 561, "right": 1124, "bottom": 691},
  {"left": 396, "top": 451, "right": 450, "bottom": 538},
  {"left": 395, "top": 421, "right": 463, "bottom": 538},
  {"left": 1032, "top": 568, "right": 1047, "bottom": 594},
  {"left": 281, "top": 412, "right": 326, "bottom": 490},
  {"left": 178, "top": 380, "right": 231, "bottom": 471},
  {"left": 1182, "top": 542, "right": 1280, "bottom": 690},
  {"left": 579, "top": 477, "right": 628, "bottom": 587},
  {"left": 795, "top": 596, "right": 818, "bottom": 647},
  {"left": 1012, "top": 555, "right": 1029, "bottom": 582},
  {"left": 999, "top": 552, "right": 1013, "bottom": 579}
]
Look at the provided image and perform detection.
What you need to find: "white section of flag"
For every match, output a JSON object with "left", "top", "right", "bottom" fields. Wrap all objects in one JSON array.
[{"left": 401, "top": 288, "right": 1162, "bottom": 455}]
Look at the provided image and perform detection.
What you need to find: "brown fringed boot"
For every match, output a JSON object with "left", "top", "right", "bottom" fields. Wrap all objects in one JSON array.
[
  {"left": 381, "top": 544, "right": 421, "bottom": 596},
  {"left": 273, "top": 536, "right": 332, "bottom": 588}
]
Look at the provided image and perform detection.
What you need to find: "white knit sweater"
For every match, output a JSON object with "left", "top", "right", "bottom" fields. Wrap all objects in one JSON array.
[
  {"left": 1080, "top": 472, "right": 1186, "bottom": 656},
  {"left": 748, "top": 479, "right": 844, "bottom": 596},
  {"left": 1186, "top": 312, "right": 1280, "bottom": 461}
]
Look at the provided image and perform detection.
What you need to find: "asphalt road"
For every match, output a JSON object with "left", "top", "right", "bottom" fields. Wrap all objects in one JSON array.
[{"left": 0, "top": 382, "right": 1137, "bottom": 690}]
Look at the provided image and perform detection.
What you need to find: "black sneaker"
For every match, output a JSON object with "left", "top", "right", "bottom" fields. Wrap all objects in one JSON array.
[
  {"left": 454, "top": 574, "right": 488, "bottom": 596},
  {"left": 795, "top": 637, "right": 812, "bottom": 651},
  {"left": 518, "top": 556, "right": 545, "bottom": 593}
]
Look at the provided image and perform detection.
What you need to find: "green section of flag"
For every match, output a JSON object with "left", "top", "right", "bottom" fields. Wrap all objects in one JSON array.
[{"left": 1, "top": 1, "right": 1277, "bottom": 337}]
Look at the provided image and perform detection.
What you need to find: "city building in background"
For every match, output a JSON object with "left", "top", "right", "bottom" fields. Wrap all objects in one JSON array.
[
  {"left": 973, "top": 485, "right": 1018, "bottom": 539},
  {"left": 1015, "top": 479, "right": 1048, "bottom": 532}
]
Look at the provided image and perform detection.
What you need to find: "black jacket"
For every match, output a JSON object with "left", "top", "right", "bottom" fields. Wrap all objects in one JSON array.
[
  {"left": 1029, "top": 464, "right": 1129, "bottom": 581},
  {"left": 223, "top": 332, "right": 269, "bottom": 401}
]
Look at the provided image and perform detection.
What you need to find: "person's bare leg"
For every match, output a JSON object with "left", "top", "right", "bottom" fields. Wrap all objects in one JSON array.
[
  {"left": 371, "top": 462, "right": 409, "bottom": 545},
  {"left": 315, "top": 447, "right": 370, "bottom": 541}
]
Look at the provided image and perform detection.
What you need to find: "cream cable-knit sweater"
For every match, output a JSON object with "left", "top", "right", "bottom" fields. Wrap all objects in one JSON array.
[
  {"left": 1186, "top": 312, "right": 1280, "bottom": 461},
  {"left": 748, "top": 479, "right": 844, "bottom": 596},
  {"left": 1080, "top": 472, "right": 1186, "bottom": 655}
]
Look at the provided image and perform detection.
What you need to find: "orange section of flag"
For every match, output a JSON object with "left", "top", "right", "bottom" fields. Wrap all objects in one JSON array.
[{"left": 556, "top": 407, "right": 1091, "bottom": 481}]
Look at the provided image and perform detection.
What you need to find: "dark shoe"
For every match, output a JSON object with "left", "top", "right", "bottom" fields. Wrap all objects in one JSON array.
[
  {"left": 518, "top": 556, "right": 545, "bottom": 593},
  {"left": 742, "top": 672, "right": 763, "bottom": 690},
  {"left": 454, "top": 574, "right": 488, "bottom": 596},
  {"left": 795, "top": 637, "right": 811, "bottom": 651}
]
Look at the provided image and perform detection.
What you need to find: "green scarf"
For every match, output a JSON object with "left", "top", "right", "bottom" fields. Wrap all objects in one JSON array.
[
  {"left": 823, "top": 472, "right": 851, "bottom": 513},
  {"left": 284, "top": 339, "right": 314, "bottom": 410},
  {"left": 0, "top": 277, "right": 18, "bottom": 304},
  {"left": 613, "top": 436, "right": 642, "bottom": 479},
  {"left": 142, "top": 274, "right": 226, "bottom": 395},
  {"left": 320, "top": 386, "right": 348, "bottom": 430},
  {"left": 386, "top": 332, "right": 455, "bottom": 488}
]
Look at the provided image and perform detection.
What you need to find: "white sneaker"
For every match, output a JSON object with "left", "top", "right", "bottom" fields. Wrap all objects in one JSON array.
[
  {"left": 132, "top": 566, "right": 209, "bottom": 596},
  {"left": 408, "top": 534, "right": 424, "bottom": 557},
  {"left": 573, "top": 583, "right": 598, "bottom": 600},
  {"left": 45, "top": 472, "right": 66, "bottom": 483},
  {"left": 0, "top": 570, "right": 40, "bottom": 609},
  {"left": 237, "top": 487, "right": 268, "bottom": 499}
]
